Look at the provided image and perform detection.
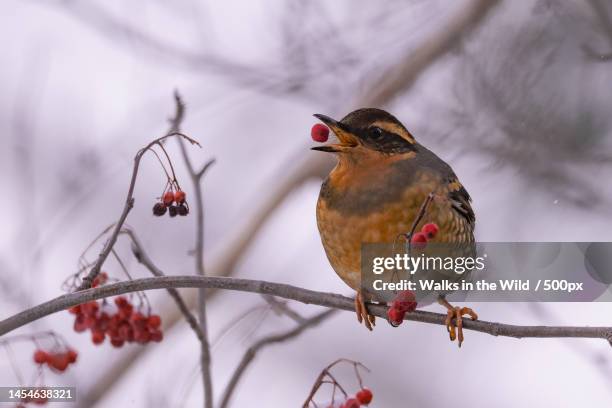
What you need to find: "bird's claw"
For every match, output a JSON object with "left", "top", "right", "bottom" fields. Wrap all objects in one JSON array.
[
  {"left": 439, "top": 298, "right": 477, "bottom": 347},
  {"left": 355, "top": 291, "right": 375, "bottom": 331}
]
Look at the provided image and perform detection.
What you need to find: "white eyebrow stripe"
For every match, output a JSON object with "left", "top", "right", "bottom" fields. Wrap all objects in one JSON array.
[{"left": 370, "top": 120, "right": 415, "bottom": 143}]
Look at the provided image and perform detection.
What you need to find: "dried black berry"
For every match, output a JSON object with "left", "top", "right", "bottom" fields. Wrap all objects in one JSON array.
[
  {"left": 168, "top": 205, "right": 178, "bottom": 217},
  {"left": 153, "top": 203, "right": 167, "bottom": 216},
  {"left": 177, "top": 204, "right": 189, "bottom": 216}
]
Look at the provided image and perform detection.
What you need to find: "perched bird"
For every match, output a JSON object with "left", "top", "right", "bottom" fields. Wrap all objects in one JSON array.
[{"left": 312, "top": 108, "right": 477, "bottom": 346}]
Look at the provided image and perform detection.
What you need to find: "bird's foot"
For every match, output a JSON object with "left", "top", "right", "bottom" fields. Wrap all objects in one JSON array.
[
  {"left": 437, "top": 297, "right": 478, "bottom": 348},
  {"left": 354, "top": 291, "right": 375, "bottom": 331}
]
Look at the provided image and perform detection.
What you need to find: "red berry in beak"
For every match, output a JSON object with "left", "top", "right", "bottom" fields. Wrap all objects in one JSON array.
[
  {"left": 311, "top": 123, "right": 329, "bottom": 142},
  {"left": 421, "top": 222, "right": 439, "bottom": 239}
]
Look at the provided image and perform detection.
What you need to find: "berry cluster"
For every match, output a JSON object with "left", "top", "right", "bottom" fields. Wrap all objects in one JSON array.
[
  {"left": 153, "top": 189, "right": 188, "bottom": 217},
  {"left": 33, "top": 348, "right": 78, "bottom": 373},
  {"left": 386, "top": 290, "right": 418, "bottom": 327},
  {"left": 311, "top": 123, "right": 330, "bottom": 143},
  {"left": 409, "top": 222, "right": 439, "bottom": 249},
  {"left": 334, "top": 388, "right": 373, "bottom": 407},
  {"left": 69, "top": 297, "right": 163, "bottom": 347}
]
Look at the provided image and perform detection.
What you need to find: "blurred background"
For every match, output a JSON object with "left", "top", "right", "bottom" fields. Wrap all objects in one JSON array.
[{"left": 1, "top": 0, "right": 612, "bottom": 406}]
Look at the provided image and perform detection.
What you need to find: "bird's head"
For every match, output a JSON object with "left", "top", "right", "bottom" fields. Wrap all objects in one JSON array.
[{"left": 311, "top": 108, "right": 417, "bottom": 162}]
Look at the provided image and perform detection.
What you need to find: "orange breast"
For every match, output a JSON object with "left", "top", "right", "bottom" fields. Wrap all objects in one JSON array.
[{"left": 316, "top": 172, "right": 472, "bottom": 292}]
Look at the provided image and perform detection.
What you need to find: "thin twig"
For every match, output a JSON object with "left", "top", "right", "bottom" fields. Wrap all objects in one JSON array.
[
  {"left": 124, "top": 229, "right": 206, "bottom": 343},
  {"left": 2, "top": 276, "right": 612, "bottom": 345},
  {"left": 173, "top": 91, "right": 214, "bottom": 408},
  {"left": 355, "top": 0, "right": 500, "bottom": 106},
  {"left": 302, "top": 359, "right": 369, "bottom": 407},
  {"left": 583, "top": 0, "right": 612, "bottom": 62},
  {"left": 75, "top": 96, "right": 198, "bottom": 291},
  {"left": 219, "top": 309, "right": 336, "bottom": 408},
  {"left": 263, "top": 295, "right": 306, "bottom": 324}
]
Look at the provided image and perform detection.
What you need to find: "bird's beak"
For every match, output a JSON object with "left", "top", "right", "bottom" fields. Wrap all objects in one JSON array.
[{"left": 311, "top": 114, "right": 359, "bottom": 153}]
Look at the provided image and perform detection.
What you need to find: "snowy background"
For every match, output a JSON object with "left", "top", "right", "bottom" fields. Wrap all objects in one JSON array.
[{"left": 1, "top": 0, "right": 612, "bottom": 406}]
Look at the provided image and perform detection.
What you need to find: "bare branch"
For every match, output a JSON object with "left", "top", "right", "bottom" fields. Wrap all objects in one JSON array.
[
  {"left": 2, "top": 276, "right": 612, "bottom": 345},
  {"left": 355, "top": 0, "right": 500, "bottom": 107},
  {"left": 219, "top": 309, "right": 336, "bottom": 408},
  {"left": 196, "top": 158, "right": 216, "bottom": 179},
  {"left": 75, "top": 101, "right": 198, "bottom": 292},
  {"left": 124, "top": 229, "right": 205, "bottom": 344},
  {"left": 174, "top": 92, "right": 214, "bottom": 408},
  {"left": 263, "top": 295, "right": 306, "bottom": 324},
  {"left": 583, "top": 0, "right": 612, "bottom": 61}
]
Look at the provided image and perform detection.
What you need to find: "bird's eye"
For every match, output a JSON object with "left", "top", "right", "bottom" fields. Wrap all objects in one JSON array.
[{"left": 370, "top": 127, "right": 383, "bottom": 138}]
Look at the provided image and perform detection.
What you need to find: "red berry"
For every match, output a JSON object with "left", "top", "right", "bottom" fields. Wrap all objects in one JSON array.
[
  {"left": 67, "top": 349, "right": 78, "bottom": 364},
  {"left": 33, "top": 350, "right": 48, "bottom": 364},
  {"left": 91, "top": 330, "right": 105, "bottom": 345},
  {"left": 342, "top": 398, "right": 361, "bottom": 408},
  {"left": 387, "top": 306, "right": 405, "bottom": 327},
  {"left": 311, "top": 123, "right": 329, "bottom": 143},
  {"left": 131, "top": 312, "right": 146, "bottom": 322},
  {"left": 147, "top": 315, "right": 161, "bottom": 329},
  {"left": 73, "top": 314, "right": 89, "bottom": 332},
  {"left": 48, "top": 353, "right": 69, "bottom": 372},
  {"left": 81, "top": 301, "right": 99, "bottom": 316},
  {"left": 134, "top": 329, "right": 151, "bottom": 344},
  {"left": 118, "top": 323, "right": 133, "bottom": 342},
  {"left": 68, "top": 305, "right": 81, "bottom": 315},
  {"left": 174, "top": 190, "right": 186, "bottom": 204},
  {"left": 356, "top": 388, "right": 373, "bottom": 405},
  {"left": 421, "top": 223, "right": 439, "bottom": 239},
  {"left": 391, "top": 290, "right": 417, "bottom": 313},
  {"left": 150, "top": 330, "right": 163, "bottom": 343},
  {"left": 110, "top": 337, "right": 125, "bottom": 348},
  {"left": 83, "top": 315, "right": 96, "bottom": 329},
  {"left": 95, "top": 312, "right": 110, "bottom": 332},
  {"left": 118, "top": 304, "right": 133, "bottom": 320},
  {"left": 114, "top": 296, "right": 128, "bottom": 307},
  {"left": 410, "top": 232, "right": 428, "bottom": 249},
  {"left": 163, "top": 191, "right": 175, "bottom": 205}
]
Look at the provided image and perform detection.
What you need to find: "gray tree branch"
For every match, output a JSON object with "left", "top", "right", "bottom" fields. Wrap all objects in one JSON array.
[
  {"left": 218, "top": 309, "right": 337, "bottom": 408},
  {"left": 173, "top": 92, "right": 214, "bottom": 408},
  {"left": 2, "top": 276, "right": 611, "bottom": 344}
]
